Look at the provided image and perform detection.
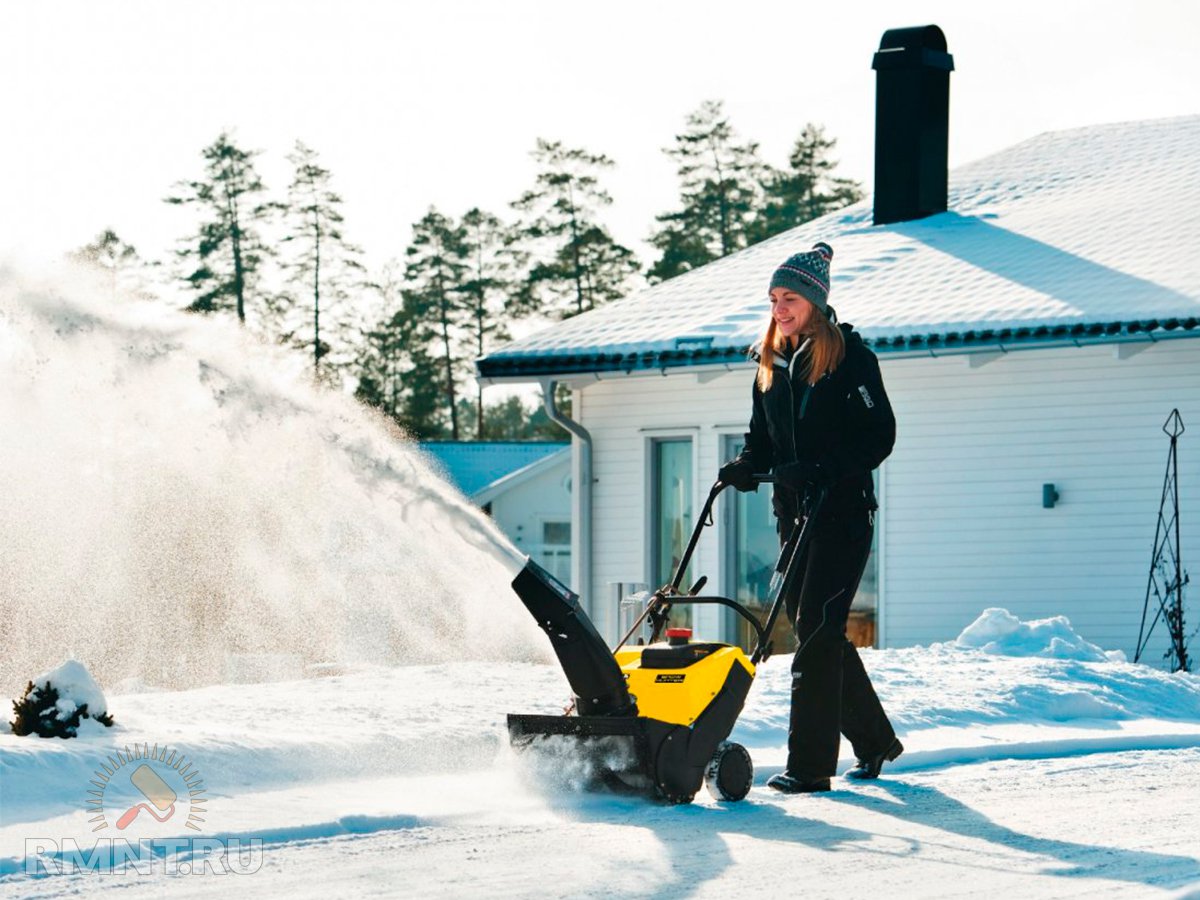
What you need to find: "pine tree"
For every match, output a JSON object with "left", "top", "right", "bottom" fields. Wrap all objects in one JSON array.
[
  {"left": 512, "top": 139, "right": 639, "bottom": 319},
  {"left": 70, "top": 229, "right": 144, "bottom": 300},
  {"left": 355, "top": 261, "right": 443, "bottom": 437},
  {"left": 752, "top": 124, "right": 864, "bottom": 242},
  {"left": 279, "top": 141, "right": 367, "bottom": 383},
  {"left": 165, "top": 132, "right": 274, "bottom": 324},
  {"left": 649, "top": 101, "right": 766, "bottom": 282},
  {"left": 403, "top": 208, "right": 470, "bottom": 440},
  {"left": 460, "top": 207, "right": 522, "bottom": 439}
]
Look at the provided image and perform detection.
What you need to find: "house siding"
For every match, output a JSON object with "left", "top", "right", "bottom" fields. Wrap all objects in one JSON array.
[
  {"left": 575, "top": 337, "right": 1199, "bottom": 663},
  {"left": 881, "top": 339, "right": 1199, "bottom": 661},
  {"left": 490, "top": 459, "right": 572, "bottom": 584}
]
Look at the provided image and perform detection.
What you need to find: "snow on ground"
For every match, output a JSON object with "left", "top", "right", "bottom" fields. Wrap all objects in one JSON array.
[{"left": 3, "top": 639, "right": 1200, "bottom": 898}]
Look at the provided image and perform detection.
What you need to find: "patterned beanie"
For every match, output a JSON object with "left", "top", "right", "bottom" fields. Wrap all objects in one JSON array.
[{"left": 769, "top": 242, "right": 834, "bottom": 313}]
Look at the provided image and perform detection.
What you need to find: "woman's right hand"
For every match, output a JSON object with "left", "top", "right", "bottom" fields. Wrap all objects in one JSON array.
[{"left": 718, "top": 458, "right": 757, "bottom": 492}]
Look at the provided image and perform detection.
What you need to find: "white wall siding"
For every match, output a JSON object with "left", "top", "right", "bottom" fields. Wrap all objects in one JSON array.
[
  {"left": 574, "top": 337, "right": 1200, "bottom": 664},
  {"left": 881, "top": 339, "right": 1199, "bottom": 661},
  {"left": 491, "top": 461, "right": 571, "bottom": 580}
]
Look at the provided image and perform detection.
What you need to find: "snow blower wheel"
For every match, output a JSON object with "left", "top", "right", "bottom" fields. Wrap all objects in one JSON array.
[{"left": 705, "top": 741, "right": 753, "bottom": 801}]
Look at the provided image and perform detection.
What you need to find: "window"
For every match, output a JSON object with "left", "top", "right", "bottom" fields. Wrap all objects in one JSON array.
[
  {"left": 538, "top": 520, "right": 571, "bottom": 585},
  {"left": 651, "top": 438, "right": 693, "bottom": 629}
]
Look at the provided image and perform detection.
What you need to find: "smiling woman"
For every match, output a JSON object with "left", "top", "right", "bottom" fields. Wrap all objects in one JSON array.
[{"left": 718, "top": 241, "right": 902, "bottom": 794}]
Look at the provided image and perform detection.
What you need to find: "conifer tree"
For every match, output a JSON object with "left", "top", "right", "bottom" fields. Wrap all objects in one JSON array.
[
  {"left": 460, "top": 207, "right": 521, "bottom": 439},
  {"left": 402, "top": 208, "right": 470, "bottom": 440},
  {"left": 752, "top": 123, "right": 864, "bottom": 242},
  {"left": 71, "top": 229, "right": 144, "bottom": 300},
  {"left": 279, "top": 141, "right": 367, "bottom": 383},
  {"left": 165, "top": 132, "right": 274, "bottom": 324},
  {"left": 649, "top": 101, "right": 766, "bottom": 282},
  {"left": 356, "top": 287, "right": 446, "bottom": 439},
  {"left": 512, "top": 139, "right": 639, "bottom": 319}
]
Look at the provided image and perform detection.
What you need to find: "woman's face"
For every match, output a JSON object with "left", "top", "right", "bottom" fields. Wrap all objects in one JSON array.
[{"left": 769, "top": 287, "right": 816, "bottom": 341}]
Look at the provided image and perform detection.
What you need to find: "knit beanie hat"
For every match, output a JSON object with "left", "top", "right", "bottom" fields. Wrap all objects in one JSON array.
[{"left": 769, "top": 242, "right": 834, "bottom": 314}]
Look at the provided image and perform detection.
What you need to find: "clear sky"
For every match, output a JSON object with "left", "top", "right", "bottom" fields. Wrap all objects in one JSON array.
[{"left": 2, "top": 0, "right": 1197, "bottom": 274}]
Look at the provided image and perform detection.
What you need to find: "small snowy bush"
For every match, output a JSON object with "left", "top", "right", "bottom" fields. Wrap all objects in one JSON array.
[{"left": 9, "top": 660, "right": 114, "bottom": 738}]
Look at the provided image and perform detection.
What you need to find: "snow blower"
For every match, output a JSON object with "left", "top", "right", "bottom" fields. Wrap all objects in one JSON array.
[{"left": 508, "top": 476, "right": 824, "bottom": 804}]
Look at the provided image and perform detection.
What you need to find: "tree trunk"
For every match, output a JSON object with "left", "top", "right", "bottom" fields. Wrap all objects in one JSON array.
[
  {"left": 709, "top": 140, "right": 731, "bottom": 257},
  {"left": 436, "top": 258, "right": 459, "bottom": 440},
  {"left": 226, "top": 183, "right": 246, "bottom": 324},
  {"left": 313, "top": 210, "right": 322, "bottom": 373},
  {"left": 474, "top": 243, "right": 486, "bottom": 440},
  {"left": 476, "top": 302, "right": 485, "bottom": 440},
  {"left": 567, "top": 184, "right": 585, "bottom": 315}
]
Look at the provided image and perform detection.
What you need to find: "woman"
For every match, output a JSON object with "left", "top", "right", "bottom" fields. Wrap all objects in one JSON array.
[{"left": 718, "top": 241, "right": 903, "bottom": 794}]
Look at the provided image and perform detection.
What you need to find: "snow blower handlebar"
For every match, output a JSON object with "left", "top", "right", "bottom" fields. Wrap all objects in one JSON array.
[
  {"left": 616, "top": 476, "right": 827, "bottom": 664},
  {"left": 615, "top": 475, "right": 774, "bottom": 651},
  {"left": 619, "top": 480, "right": 768, "bottom": 657}
]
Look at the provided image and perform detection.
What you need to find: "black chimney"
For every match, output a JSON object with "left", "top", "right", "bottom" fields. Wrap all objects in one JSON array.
[{"left": 872, "top": 25, "right": 954, "bottom": 226}]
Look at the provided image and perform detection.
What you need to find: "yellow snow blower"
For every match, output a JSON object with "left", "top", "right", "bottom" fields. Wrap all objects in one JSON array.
[{"left": 508, "top": 477, "right": 823, "bottom": 803}]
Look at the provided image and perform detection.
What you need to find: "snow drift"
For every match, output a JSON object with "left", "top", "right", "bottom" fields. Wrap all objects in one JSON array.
[
  {"left": 0, "top": 264, "right": 547, "bottom": 695},
  {"left": 952, "top": 607, "right": 1123, "bottom": 662}
]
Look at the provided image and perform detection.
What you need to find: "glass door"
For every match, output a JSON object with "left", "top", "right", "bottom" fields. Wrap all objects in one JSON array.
[
  {"left": 722, "top": 435, "right": 787, "bottom": 652},
  {"left": 651, "top": 438, "right": 693, "bottom": 630}
]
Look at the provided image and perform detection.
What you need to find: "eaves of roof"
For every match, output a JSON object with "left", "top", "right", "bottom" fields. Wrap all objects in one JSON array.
[{"left": 477, "top": 317, "right": 1200, "bottom": 381}]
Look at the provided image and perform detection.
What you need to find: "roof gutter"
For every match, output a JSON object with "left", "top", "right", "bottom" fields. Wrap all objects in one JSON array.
[{"left": 539, "top": 379, "right": 593, "bottom": 616}]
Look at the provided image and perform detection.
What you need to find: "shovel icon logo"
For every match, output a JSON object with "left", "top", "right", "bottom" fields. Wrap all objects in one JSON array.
[
  {"left": 116, "top": 765, "right": 177, "bottom": 829},
  {"left": 86, "top": 743, "right": 209, "bottom": 833}
]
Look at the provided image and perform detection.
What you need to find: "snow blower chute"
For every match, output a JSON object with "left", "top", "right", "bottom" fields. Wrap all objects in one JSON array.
[{"left": 508, "top": 476, "right": 824, "bottom": 803}]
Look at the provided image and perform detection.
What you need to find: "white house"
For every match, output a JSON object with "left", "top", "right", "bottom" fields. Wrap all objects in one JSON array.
[
  {"left": 477, "top": 35, "right": 1198, "bottom": 663},
  {"left": 420, "top": 441, "right": 572, "bottom": 584}
]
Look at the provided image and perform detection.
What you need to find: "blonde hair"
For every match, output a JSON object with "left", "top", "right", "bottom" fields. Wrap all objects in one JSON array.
[{"left": 755, "top": 308, "right": 845, "bottom": 391}]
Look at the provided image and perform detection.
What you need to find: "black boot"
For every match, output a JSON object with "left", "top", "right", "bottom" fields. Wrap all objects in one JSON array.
[
  {"left": 766, "top": 773, "right": 831, "bottom": 794},
  {"left": 846, "top": 737, "right": 903, "bottom": 780}
]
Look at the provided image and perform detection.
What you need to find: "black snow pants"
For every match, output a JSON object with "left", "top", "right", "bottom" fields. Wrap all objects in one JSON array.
[{"left": 783, "top": 509, "right": 896, "bottom": 780}]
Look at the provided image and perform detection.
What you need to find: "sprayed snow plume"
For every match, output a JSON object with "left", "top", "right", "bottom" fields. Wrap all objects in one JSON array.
[{"left": 0, "top": 264, "right": 545, "bottom": 694}]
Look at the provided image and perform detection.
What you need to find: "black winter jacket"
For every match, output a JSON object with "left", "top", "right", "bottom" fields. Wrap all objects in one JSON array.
[{"left": 736, "top": 324, "right": 896, "bottom": 533}]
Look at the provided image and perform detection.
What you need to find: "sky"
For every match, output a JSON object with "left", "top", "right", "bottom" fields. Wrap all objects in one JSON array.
[{"left": 2, "top": 0, "right": 1197, "bottom": 278}]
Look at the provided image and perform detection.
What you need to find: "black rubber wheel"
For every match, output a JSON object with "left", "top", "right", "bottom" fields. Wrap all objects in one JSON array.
[{"left": 704, "top": 741, "right": 753, "bottom": 801}]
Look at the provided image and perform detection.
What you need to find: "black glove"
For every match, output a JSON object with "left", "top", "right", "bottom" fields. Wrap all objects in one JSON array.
[
  {"left": 772, "top": 459, "right": 831, "bottom": 493},
  {"left": 718, "top": 458, "right": 757, "bottom": 492}
]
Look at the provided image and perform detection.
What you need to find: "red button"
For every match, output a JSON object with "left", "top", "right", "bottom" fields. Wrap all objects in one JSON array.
[{"left": 665, "top": 627, "right": 693, "bottom": 639}]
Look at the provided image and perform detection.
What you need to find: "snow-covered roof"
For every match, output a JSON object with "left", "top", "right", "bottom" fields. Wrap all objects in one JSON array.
[
  {"left": 479, "top": 115, "right": 1200, "bottom": 381},
  {"left": 420, "top": 441, "right": 569, "bottom": 500}
]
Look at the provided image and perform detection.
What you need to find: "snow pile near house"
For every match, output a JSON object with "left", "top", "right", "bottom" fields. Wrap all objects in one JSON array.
[
  {"left": 0, "top": 265, "right": 544, "bottom": 696},
  {"left": 951, "top": 607, "right": 1121, "bottom": 662}
]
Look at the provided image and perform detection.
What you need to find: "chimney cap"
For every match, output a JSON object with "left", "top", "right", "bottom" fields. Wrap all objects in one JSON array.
[{"left": 873, "top": 25, "right": 954, "bottom": 72}]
